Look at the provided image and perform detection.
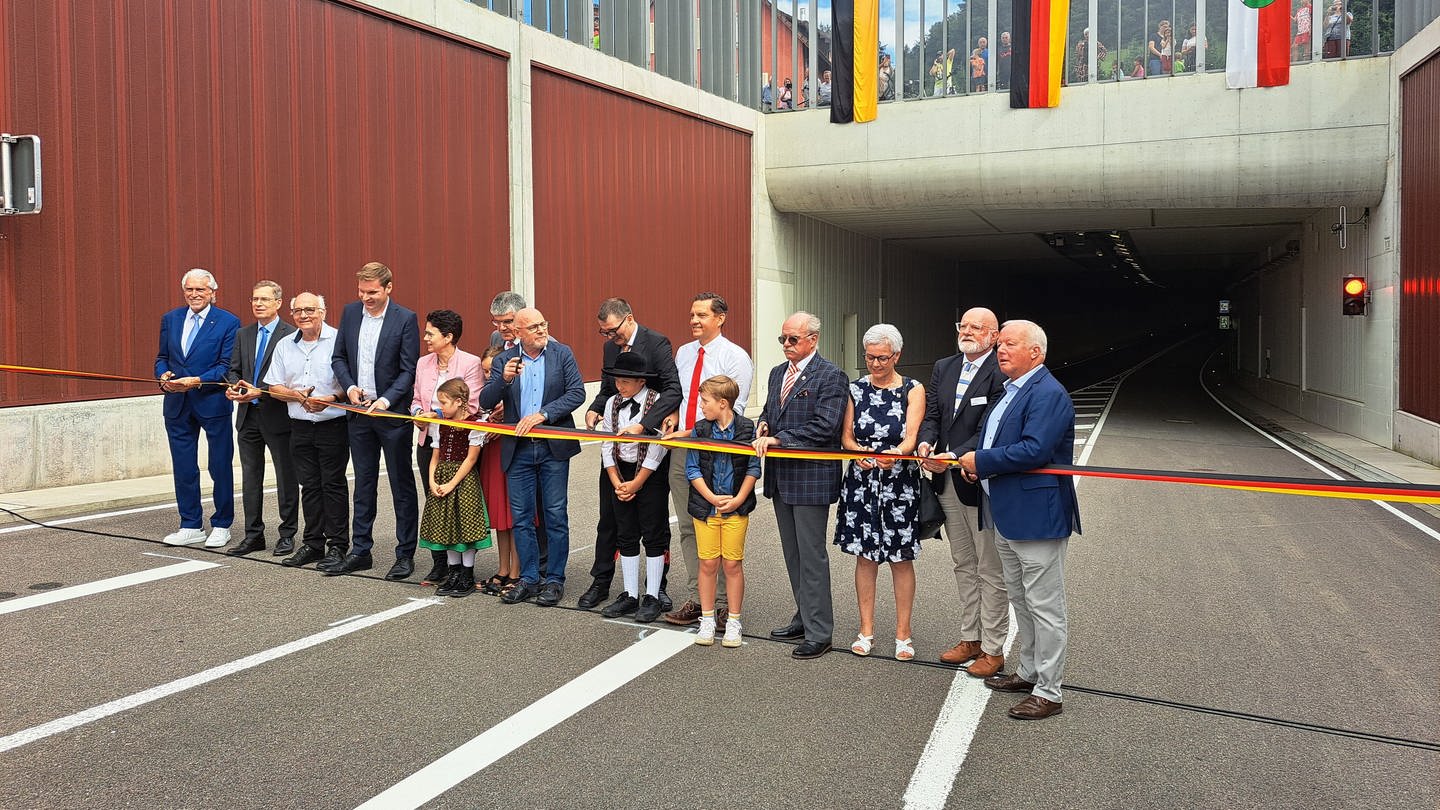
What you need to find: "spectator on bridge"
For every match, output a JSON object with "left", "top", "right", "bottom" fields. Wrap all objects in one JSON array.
[
  {"left": 754, "top": 312, "right": 848, "bottom": 660},
  {"left": 834, "top": 324, "right": 926, "bottom": 662},
  {"left": 930, "top": 49, "right": 957, "bottom": 95},
  {"left": 778, "top": 78, "right": 794, "bottom": 110},
  {"left": 1179, "top": 22, "right": 1207, "bottom": 72},
  {"left": 1129, "top": 56, "right": 1147, "bottom": 79},
  {"left": 1072, "top": 30, "right": 1108, "bottom": 83},
  {"left": 878, "top": 54, "right": 896, "bottom": 101},
  {"left": 761, "top": 77, "right": 774, "bottom": 112},
  {"left": 420, "top": 377, "right": 490, "bottom": 599},
  {"left": 157, "top": 268, "right": 241, "bottom": 549},
  {"left": 480, "top": 308, "right": 586, "bottom": 608},
  {"left": 818, "top": 70, "right": 832, "bottom": 106},
  {"left": 263, "top": 292, "right": 350, "bottom": 572},
  {"left": 1322, "top": 1, "right": 1353, "bottom": 58},
  {"left": 969, "top": 48, "right": 987, "bottom": 93},
  {"left": 1148, "top": 20, "right": 1174, "bottom": 76},
  {"left": 411, "top": 309, "right": 484, "bottom": 586},
  {"left": 997, "top": 31, "right": 1013, "bottom": 90},
  {"left": 1293, "top": 2, "right": 1313, "bottom": 61},
  {"left": 958, "top": 320, "right": 1081, "bottom": 721},
  {"left": 223, "top": 279, "right": 298, "bottom": 557},
  {"left": 918, "top": 308, "right": 1010, "bottom": 679}
]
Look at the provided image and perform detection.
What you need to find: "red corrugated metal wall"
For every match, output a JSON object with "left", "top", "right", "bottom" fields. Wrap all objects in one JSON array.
[
  {"left": 0, "top": 0, "right": 509, "bottom": 407},
  {"left": 1400, "top": 52, "right": 1440, "bottom": 423},
  {"left": 529, "top": 65, "right": 752, "bottom": 380}
]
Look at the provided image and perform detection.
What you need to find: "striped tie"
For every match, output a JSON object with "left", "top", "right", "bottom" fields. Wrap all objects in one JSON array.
[
  {"left": 780, "top": 363, "right": 799, "bottom": 404},
  {"left": 954, "top": 361, "right": 976, "bottom": 413}
]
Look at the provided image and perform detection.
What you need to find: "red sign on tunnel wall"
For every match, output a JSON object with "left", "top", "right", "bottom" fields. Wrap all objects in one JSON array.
[
  {"left": 1400, "top": 51, "right": 1440, "bottom": 424},
  {"left": 0, "top": 0, "right": 510, "bottom": 407}
]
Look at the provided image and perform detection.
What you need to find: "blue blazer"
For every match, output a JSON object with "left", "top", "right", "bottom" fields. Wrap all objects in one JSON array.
[
  {"left": 155, "top": 305, "right": 242, "bottom": 420},
  {"left": 974, "top": 365, "right": 1082, "bottom": 540},
  {"left": 478, "top": 339, "right": 587, "bottom": 470},
  {"left": 757, "top": 353, "right": 848, "bottom": 506},
  {"left": 330, "top": 300, "right": 420, "bottom": 414}
]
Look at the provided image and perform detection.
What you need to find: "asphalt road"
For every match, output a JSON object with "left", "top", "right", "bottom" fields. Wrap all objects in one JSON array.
[{"left": 1, "top": 340, "right": 1436, "bottom": 809}]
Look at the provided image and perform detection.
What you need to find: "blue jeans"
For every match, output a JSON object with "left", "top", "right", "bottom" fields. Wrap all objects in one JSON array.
[{"left": 507, "top": 440, "right": 571, "bottom": 584}]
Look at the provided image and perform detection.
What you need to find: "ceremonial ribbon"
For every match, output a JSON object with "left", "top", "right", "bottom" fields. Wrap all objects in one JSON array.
[{"left": 4, "top": 362, "right": 1439, "bottom": 505}]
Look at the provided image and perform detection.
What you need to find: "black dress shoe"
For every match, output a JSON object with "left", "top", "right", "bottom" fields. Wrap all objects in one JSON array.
[
  {"left": 227, "top": 537, "right": 266, "bottom": 556},
  {"left": 535, "top": 581, "right": 563, "bottom": 607},
  {"left": 273, "top": 537, "right": 295, "bottom": 556},
  {"left": 770, "top": 622, "right": 806, "bottom": 640},
  {"left": 658, "top": 590, "right": 673, "bottom": 613},
  {"left": 503, "top": 580, "right": 539, "bottom": 604},
  {"left": 792, "top": 639, "right": 832, "bottom": 659},
  {"left": 385, "top": 557, "right": 414, "bottom": 581},
  {"left": 600, "top": 592, "right": 639, "bottom": 618},
  {"left": 322, "top": 553, "right": 373, "bottom": 576},
  {"left": 577, "top": 581, "right": 610, "bottom": 610},
  {"left": 315, "top": 547, "right": 347, "bottom": 573},
  {"left": 421, "top": 560, "right": 450, "bottom": 586},
  {"left": 635, "top": 594, "right": 663, "bottom": 623},
  {"left": 282, "top": 546, "right": 325, "bottom": 568}
]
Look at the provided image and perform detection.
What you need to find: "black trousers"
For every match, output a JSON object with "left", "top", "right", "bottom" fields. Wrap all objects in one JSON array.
[
  {"left": 347, "top": 413, "right": 418, "bottom": 560},
  {"left": 291, "top": 417, "right": 350, "bottom": 552},
  {"left": 237, "top": 408, "right": 299, "bottom": 543},
  {"left": 611, "top": 458, "right": 672, "bottom": 558}
]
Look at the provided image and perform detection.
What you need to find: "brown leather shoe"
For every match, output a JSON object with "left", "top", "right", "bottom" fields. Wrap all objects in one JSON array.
[
  {"left": 1007, "top": 695, "right": 1063, "bottom": 720},
  {"left": 939, "top": 640, "right": 982, "bottom": 665},
  {"left": 663, "top": 600, "right": 702, "bottom": 626},
  {"left": 965, "top": 652, "right": 1005, "bottom": 678},
  {"left": 983, "top": 673, "right": 1036, "bottom": 693}
]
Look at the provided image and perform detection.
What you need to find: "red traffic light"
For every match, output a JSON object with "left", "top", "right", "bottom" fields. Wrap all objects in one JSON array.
[
  {"left": 1343, "top": 277, "right": 1367, "bottom": 296},
  {"left": 1342, "top": 275, "right": 1367, "bottom": 316}
]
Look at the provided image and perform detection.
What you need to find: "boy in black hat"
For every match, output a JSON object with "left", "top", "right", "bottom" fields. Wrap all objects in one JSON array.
[{"left": 597, "top": 352, "right": 672, "bottom": 622}]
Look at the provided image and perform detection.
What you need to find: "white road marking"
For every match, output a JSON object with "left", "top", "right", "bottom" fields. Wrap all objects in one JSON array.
[
  {"left": 328, "top": 614, "right": 366, "bottom": 627},
  {"left": 0, "top": 559, "right": 222, "bottom": 616},
  {"left": 0, "top": 598, "right": 438, "bottom": 753},
  {"left": 357, "top": 627, "right": 694, "bottom": 810}
]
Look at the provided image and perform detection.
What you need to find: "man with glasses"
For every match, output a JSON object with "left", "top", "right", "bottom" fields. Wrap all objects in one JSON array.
[
  {"left": 575, "top": 298, "right": 682, "bottom": 611},
  {"left": 223, "top": 280, "right": 299, "bottom": 556},
  {"left": 917, "top": 307, "right": 1010, "bottom": 677},
  {"left": 480, "top": 308, "right": 586, "bottom": 607},
  {"left": 489, "top": 290, "right": 526, "bottom": 351},
  {"left": 752, "top": 312, "right": 847, "bottom": 659},
  {"left": 157, "top": 268, "right": 242, "bottom": 548},
  {"left": 263, "top": 293, "right": 351, "bottom": 571}
]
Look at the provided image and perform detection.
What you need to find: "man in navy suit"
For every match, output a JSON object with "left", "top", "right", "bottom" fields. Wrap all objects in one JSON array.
[
  {"left": 918, "top": 307, "right": 1010, "bottom": 678},
  {"left": 156, "top": 268, "right": 242, "bottom": 548},
  {"left": 479, "top": 307, "right": 586, "bottom": 608},
  {"left": 959, "top": 319, "right": 1081, "bottom": 721},
  {"left": 329, "top": 262, "right": 421, "bottom": 579},
  {"left": 753, "top": 311, "right": 848, "bottom": 659}
]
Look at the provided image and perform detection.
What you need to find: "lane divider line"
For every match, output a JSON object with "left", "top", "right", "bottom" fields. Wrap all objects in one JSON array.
[
  {"left": 356, "top": 628, "right": 694, "bottom": 810},
  {"left": 0, "top": 559, "right": 222, "bottom": 616},
  {"left": 0, "top": 598, "right": 438, "bottom": 753}
]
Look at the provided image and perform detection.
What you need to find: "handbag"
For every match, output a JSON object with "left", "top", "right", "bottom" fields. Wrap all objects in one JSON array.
[{"left": 918, "top": 472, "right": 946, "bottom": 540}]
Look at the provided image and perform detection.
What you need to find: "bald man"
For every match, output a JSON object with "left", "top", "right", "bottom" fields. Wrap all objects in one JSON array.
[{"left": 919, "top": 307, "right": 1010, "bottom": 678}]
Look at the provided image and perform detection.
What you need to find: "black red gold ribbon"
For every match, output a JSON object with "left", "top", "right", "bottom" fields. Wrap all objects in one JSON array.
[{"left": 4, "top": 362, "right": 1438, "bottom": 505}]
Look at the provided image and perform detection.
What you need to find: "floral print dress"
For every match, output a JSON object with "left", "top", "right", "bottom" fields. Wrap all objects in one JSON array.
[{"left": 833, "top": 376, "right": 922, "bottom": 563}]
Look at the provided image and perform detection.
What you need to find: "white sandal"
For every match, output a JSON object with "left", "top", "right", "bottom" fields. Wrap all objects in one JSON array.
[
  {"left": 850, "top": 633, "right": 874, "bottom": 656},
  {"left": 895, "top": 638, "right": 915, "bottom": 661}
]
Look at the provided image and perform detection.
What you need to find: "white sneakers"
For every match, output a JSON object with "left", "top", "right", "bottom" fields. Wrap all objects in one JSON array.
[
  {"left": 162, "top": 527, "right": 206, "bottom": 546},
  {"left": 695, "top": 617, "right": 744, "bottom": 648},
  {"left": 721, "top": 618, "right": 743, "bottom": 648},
  {"left": 161, "top": 527, "right": 231, "bottom": 547},
  {"left": 694, "top": 617, "right": 716, "bottom": 646}
]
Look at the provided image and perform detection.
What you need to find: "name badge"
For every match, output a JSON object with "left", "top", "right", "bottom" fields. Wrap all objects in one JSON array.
[{"left": 971, "top": 396, "right": 988, "bottom": 406}]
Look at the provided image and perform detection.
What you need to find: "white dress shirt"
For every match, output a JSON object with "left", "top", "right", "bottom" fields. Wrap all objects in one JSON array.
[
  {"left": 356, "top": 302, "right": 388, "bottom": 399},
  {"left": 264, "top": 324, "right": 344, "bottom": 422},
  {"left": 600, "top": 385, "right": 668, "bottom": 471},
  {"left": 675, "top": 333, "right": 754, "bottom": 427}
]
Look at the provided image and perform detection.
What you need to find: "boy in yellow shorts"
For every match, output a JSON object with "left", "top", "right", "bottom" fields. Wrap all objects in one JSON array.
[{"left": 685, "top": 376, "right": 760, "bottom": 647}]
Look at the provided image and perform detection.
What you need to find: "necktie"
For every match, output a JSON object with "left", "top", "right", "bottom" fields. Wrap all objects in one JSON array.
[
  {"left": 684, "top": 346, "right": 705, "bottom": 429},
  {"left": 780, "top": 363, "right": 799, "bottom": 404},
  {"left": 255, "top": 324, "right": 270, "bottom": 369},
  {"left": 954, "top": 360, "right": 976, "bottom": 413},
  {"left": 183, "top": 312, "right": 201, "bottom": 355}
]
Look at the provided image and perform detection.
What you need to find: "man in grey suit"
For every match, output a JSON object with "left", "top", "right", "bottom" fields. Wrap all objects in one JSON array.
[
  {"left": 918, "top": 307, "right": 1009, "bottom": 676},
  {"left": 489, "top": 290, "right": 526, "bottom": 351},
  {"left": 223, "top": 280, "right": 299, "bottom": 557},
  {"left": 753, "top": 311, "right": 848, "bottom": 659}
]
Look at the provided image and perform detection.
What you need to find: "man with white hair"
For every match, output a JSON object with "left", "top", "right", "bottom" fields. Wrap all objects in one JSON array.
[
  {"left": 156, "top": 268, "right": 242, "bottom": 547},
  {"left": 958, "top": 319, "right": 1081, "bottom": 720}
]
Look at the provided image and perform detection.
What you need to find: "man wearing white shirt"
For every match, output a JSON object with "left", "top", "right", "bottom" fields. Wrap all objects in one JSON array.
[
  {"left": 264, "top": 292, "right": 351, "bottom": 571},
  {"left": 662, "top": 293, "right": 754, "bottom": 626}
]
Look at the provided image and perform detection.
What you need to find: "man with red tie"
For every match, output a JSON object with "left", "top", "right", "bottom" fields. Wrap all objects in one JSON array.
[{"left": 662, "top": 293, "right": 753, "bottom": 626}]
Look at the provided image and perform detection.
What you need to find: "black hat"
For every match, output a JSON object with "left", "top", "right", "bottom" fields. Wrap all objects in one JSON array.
[{"left": 603, "top": 351, "right": 659, "bottom": 382}]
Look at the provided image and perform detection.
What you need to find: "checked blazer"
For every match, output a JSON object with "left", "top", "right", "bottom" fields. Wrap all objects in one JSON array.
[
  {"left": 917, "top": 350, "right": 1006, "bottom": 506},
  {"left": 757, "top": 353, "right": 849, "bottom": 506}
]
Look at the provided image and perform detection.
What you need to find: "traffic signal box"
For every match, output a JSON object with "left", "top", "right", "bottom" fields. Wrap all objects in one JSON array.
[{"left": 1342, "top": 276, "right": 1367, "bottom": 316}]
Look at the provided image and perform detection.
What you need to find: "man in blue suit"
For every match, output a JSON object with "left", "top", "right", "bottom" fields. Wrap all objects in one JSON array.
[
  {"left": 156, "top": 268, "right": 242, "bottom": 548},
  {"left": 329, "top": 262, "right": 421, "bottom": 579},
  {"left": 753, "top": 311, "right": 848, "bottom": 659},
  {"left": 479, "top": 307, "right": 586, "bottom": 608},
  {"left": 959, "top": 319, "right": 1081, "bottom": 721}
]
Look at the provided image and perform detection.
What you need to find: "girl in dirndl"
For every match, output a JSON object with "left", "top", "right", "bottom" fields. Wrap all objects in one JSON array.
[{"left": 419, "top": 377, "right": 490, "bottom": 598}]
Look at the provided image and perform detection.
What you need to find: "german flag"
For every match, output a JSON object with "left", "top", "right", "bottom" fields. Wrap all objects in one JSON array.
[
  {"left": 830, "top": 0, "right": 879, "bottom": 123},
  {"left": 1010, "top": 0, "right": 1067, "bottom": 108}
]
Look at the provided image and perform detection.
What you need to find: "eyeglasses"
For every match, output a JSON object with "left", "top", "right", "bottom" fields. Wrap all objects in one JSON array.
[
  {"left": 491, "top": 317, "right": 516, "bottom": 328},
  {"left": 290, "top": 307, "right": 320, "bottom": 316},
  {"left": 598, "top": 315, "right": 631, "bottom": 339},
  {"left": 864, "top": 353, "right": 895, "bottom": 364},
  {"left": 251, "top": 296, "right": 278, "bottom": 303},
  {"left": 777, "top": 334, "right": 812, "bottom": 346},
  {"left": 955, "top": 321, "right": 990, "bottom": 333},
  {"left": 521, "top": 321, "right": 549, "bottom": 334}
]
